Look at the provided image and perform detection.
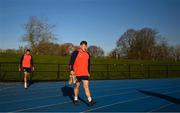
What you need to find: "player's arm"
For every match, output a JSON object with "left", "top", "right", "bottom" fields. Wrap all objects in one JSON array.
[
  {"left": 87, "top": 52, "right": 91, "bottom": 76},
  {"left": 69, "top": 51, "right": 78, "bottom": 75},
  {"left": 19, "top": 55, "right": 24, "bottom": 71}
]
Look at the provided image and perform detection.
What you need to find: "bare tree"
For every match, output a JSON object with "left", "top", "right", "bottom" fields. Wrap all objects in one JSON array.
[
  {"left": 116, "top": 29, "right": 137, "bottom": 58},
  {"left": 109, "top": 48, "right": 121, "bottom": 59},
  {"left": 115, "top": 28, "right": 157, "bottom": 59},
  {"left": 22, "top": 16, "right": 56, "bottom": 54},
  {"left": 36, "top": 41, "right": 58, "bottom": 55},
  {"left": 60, "top": 43, "right": 75, "bottom": 56},
  {"left": 174, "top": 45, "right": 180, "bottom": 61},
  {"left": 153, "top": 38, "right": 169, "bottom": 60},
  {"left": 88, "top": 45, "right": 104, "bottom": 58}
]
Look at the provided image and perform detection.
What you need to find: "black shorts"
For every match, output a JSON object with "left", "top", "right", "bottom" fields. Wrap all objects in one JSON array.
[
  {"left": 23, "top": 67, "right": 32, "bottom": 73},
  {"left": 76, "top": 76, "right": 89, "bottom": 82}
]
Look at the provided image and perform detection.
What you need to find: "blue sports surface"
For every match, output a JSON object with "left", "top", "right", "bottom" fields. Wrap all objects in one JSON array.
[{"left": 0, "top": 78, "right": 180, "bottom": 112}]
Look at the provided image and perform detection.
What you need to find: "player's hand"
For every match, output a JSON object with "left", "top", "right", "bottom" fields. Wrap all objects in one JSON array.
[
  {"left": 32, "top": 67, "right": 35, "bottom": 71},
  {"left": 19, "top": 68, "right": 21, "bottom": 71},
  {"left": 70, "top": 70, "right": 75, "bottom": 75}
]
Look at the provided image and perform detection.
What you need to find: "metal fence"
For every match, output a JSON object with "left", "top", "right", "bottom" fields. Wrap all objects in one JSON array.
[{"left": 0, "top": 62, "right": 180, "bottom": 81}]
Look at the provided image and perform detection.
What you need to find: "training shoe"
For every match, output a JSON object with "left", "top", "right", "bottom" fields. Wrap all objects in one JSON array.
[
  {"left": 73, "top": 100, "right": 79, "bottom": 105},
  {"left": 88, "top": 99, "right": 96, "bottom": 106}
]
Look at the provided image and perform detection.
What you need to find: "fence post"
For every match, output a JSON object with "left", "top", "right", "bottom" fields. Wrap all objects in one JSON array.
[
  {"left": 57, "top": 64, "right": 60, "bottom": 79},
  {"left": 128, "top": 64, "right": 131, "bottom": 79},
  {"left": 107, "top": 64, "right": 109, "bottom": 79},
  {"left": 148, "top": 64, "right": 150, "bottom": 78},
  {"left": 166, "top": 65, "right": 169, "bottom": 78}
]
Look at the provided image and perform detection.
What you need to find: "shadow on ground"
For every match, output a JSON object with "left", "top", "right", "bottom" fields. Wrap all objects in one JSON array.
[
  {"left": 137, "top": 89, "right": 180, "bottom": 105},
  {"left": 61, "top": 85, "right": 89, "bottom": 106}
]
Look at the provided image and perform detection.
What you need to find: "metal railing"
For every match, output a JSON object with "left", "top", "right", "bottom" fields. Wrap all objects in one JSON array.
[{"left": 0, "top": 62, "right": 180, "bottom": 81}]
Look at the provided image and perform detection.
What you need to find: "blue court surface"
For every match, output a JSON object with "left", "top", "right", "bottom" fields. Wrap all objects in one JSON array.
[{"left": 0, "top": 78, "right": 180, "bottom": 112}]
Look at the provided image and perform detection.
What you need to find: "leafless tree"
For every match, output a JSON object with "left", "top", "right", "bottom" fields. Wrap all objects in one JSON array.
[
  {"left": 115, "top": 28, "right": 157, "bottom": 59},
  {"left": 22, "top": 16, "right": 56, "bottom": 54},
  {"left": 88, "top": 45, "right": 104, "bottom": 58}
]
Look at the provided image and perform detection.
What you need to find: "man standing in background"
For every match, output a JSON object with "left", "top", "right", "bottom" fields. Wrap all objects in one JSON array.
[{"left": 19, "top": 49, "right": 34, "bottom": 89}]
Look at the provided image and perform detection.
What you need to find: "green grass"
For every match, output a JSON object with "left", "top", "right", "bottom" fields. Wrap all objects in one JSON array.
[
  {"left": 0, "top": 53, "right": 180, "bottom": 81},
  {"left": 1, "top": 53, "right": 180, "bottom": 64}
]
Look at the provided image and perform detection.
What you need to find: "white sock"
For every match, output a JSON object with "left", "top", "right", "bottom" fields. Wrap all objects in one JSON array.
[
  {"left": 24, "top": 77, "right": 27, "bottom": 88},
  {"left": 24, "top": 82, "right": 27, "bottom": 88},
  {"left": 88, "top": 96, "right": 92, "bottom": 102},
  {"left": 74, "top": 96, "right": 78, "bottom": 101}
]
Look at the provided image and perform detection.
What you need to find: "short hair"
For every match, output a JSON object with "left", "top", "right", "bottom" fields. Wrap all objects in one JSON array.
[
  {"left": 26, "top": 49, "right": 30, "bottom": 52},
  {"left": 80, "top": 41, "right": 88, "bottom": 45}
]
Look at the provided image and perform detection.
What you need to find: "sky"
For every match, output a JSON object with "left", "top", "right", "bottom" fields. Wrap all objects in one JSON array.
[{"left": 0, "top": 0, "right": 180, "bottom": 54}]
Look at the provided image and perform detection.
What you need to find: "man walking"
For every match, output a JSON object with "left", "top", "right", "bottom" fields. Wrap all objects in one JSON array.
[
  {"left": 19, "top": 49, "right": 34, "bottom": 89},
  {"left": 69, "top": 41, "right": 96, "bottom": 106}
]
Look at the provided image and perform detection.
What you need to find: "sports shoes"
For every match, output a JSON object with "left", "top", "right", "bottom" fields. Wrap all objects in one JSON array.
[
  {"left": 73, "top": 100, "right": 79, "bottom": 105},
  {"left": 88, "top": 99, "right": 96, "bottom": 106}
]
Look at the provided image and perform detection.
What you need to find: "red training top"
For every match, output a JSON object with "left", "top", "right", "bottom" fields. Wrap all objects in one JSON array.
[
  {"left": 20, "top": 54, "right": 33, "bottom": 68},
  {"left": 70, "top": 48, "right": 90, "bottom": 76}
]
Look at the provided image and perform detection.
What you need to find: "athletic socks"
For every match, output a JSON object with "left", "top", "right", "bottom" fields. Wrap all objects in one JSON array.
[
  {"left": 24, "top": 82, "right": 27, "bottom": 88},
  {"left": 73, "top": 96, "right": 95, "bottom": 106},
  {"left": 24, "top": 78, "right": 27, "bottom": 88},
  {"left": 74, "top": 96, "right": 78, "bottom": 101},
  {"left": 74, "top": 96, "right": 92, "bottom": 101},
  {"left": 88, "top": 96, "right": 92, "bottom": 102}
]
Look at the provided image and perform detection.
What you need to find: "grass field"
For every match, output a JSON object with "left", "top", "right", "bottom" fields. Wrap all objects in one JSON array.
[
  {"left": 1, "top": 53, "right": 180, "bottom": 64},
  {"left": 0, "top": 53, "right": 180, "bottom": 81}
]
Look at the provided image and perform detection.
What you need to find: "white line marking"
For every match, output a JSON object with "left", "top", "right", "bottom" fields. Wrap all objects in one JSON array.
[
  {"left": 15, "top": 101, "right": 71, "bottom": 112},
  {"left": 0, "top": 83, "right": 136, "bottom": 97},
  {"left": 0, "top": 94, "right": 61, "bottom": 105},
  {"left": 83, "top": 96, "right": 150, "bottom": 112},
  {"left": 1, "top": 84, "right": 179, "bottom": 104},
  {"left": 147, "top": 103, "right": 173, "bottom": 113},
  {"left": 1, "top": 82, "right": 178, "bottom": 98},
  {"left": 0, "top": 84, "right": 144, "bottom": 98},
  {"left": 82, "top": 90, "right": 180, "bottom": 112},
  {"left": 12, "top": 86, "right": 180, "bottom": 112},
  {"left": 13, "top": 90, "right": 136, "bottom": 112}
]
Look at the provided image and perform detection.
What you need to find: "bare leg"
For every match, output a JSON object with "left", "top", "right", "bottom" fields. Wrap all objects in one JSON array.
[
  {"left": 74, "top": 82, "right": 80, "bottom": 99},
  {"left": 24, "top": 72, "right": 28, "bottom": 88},
  {"left": 82, "top": 80, "right": 96, "bottom": 106},
  {"left": 82, "top": 80, "right": 91, "bottom": 99}
]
